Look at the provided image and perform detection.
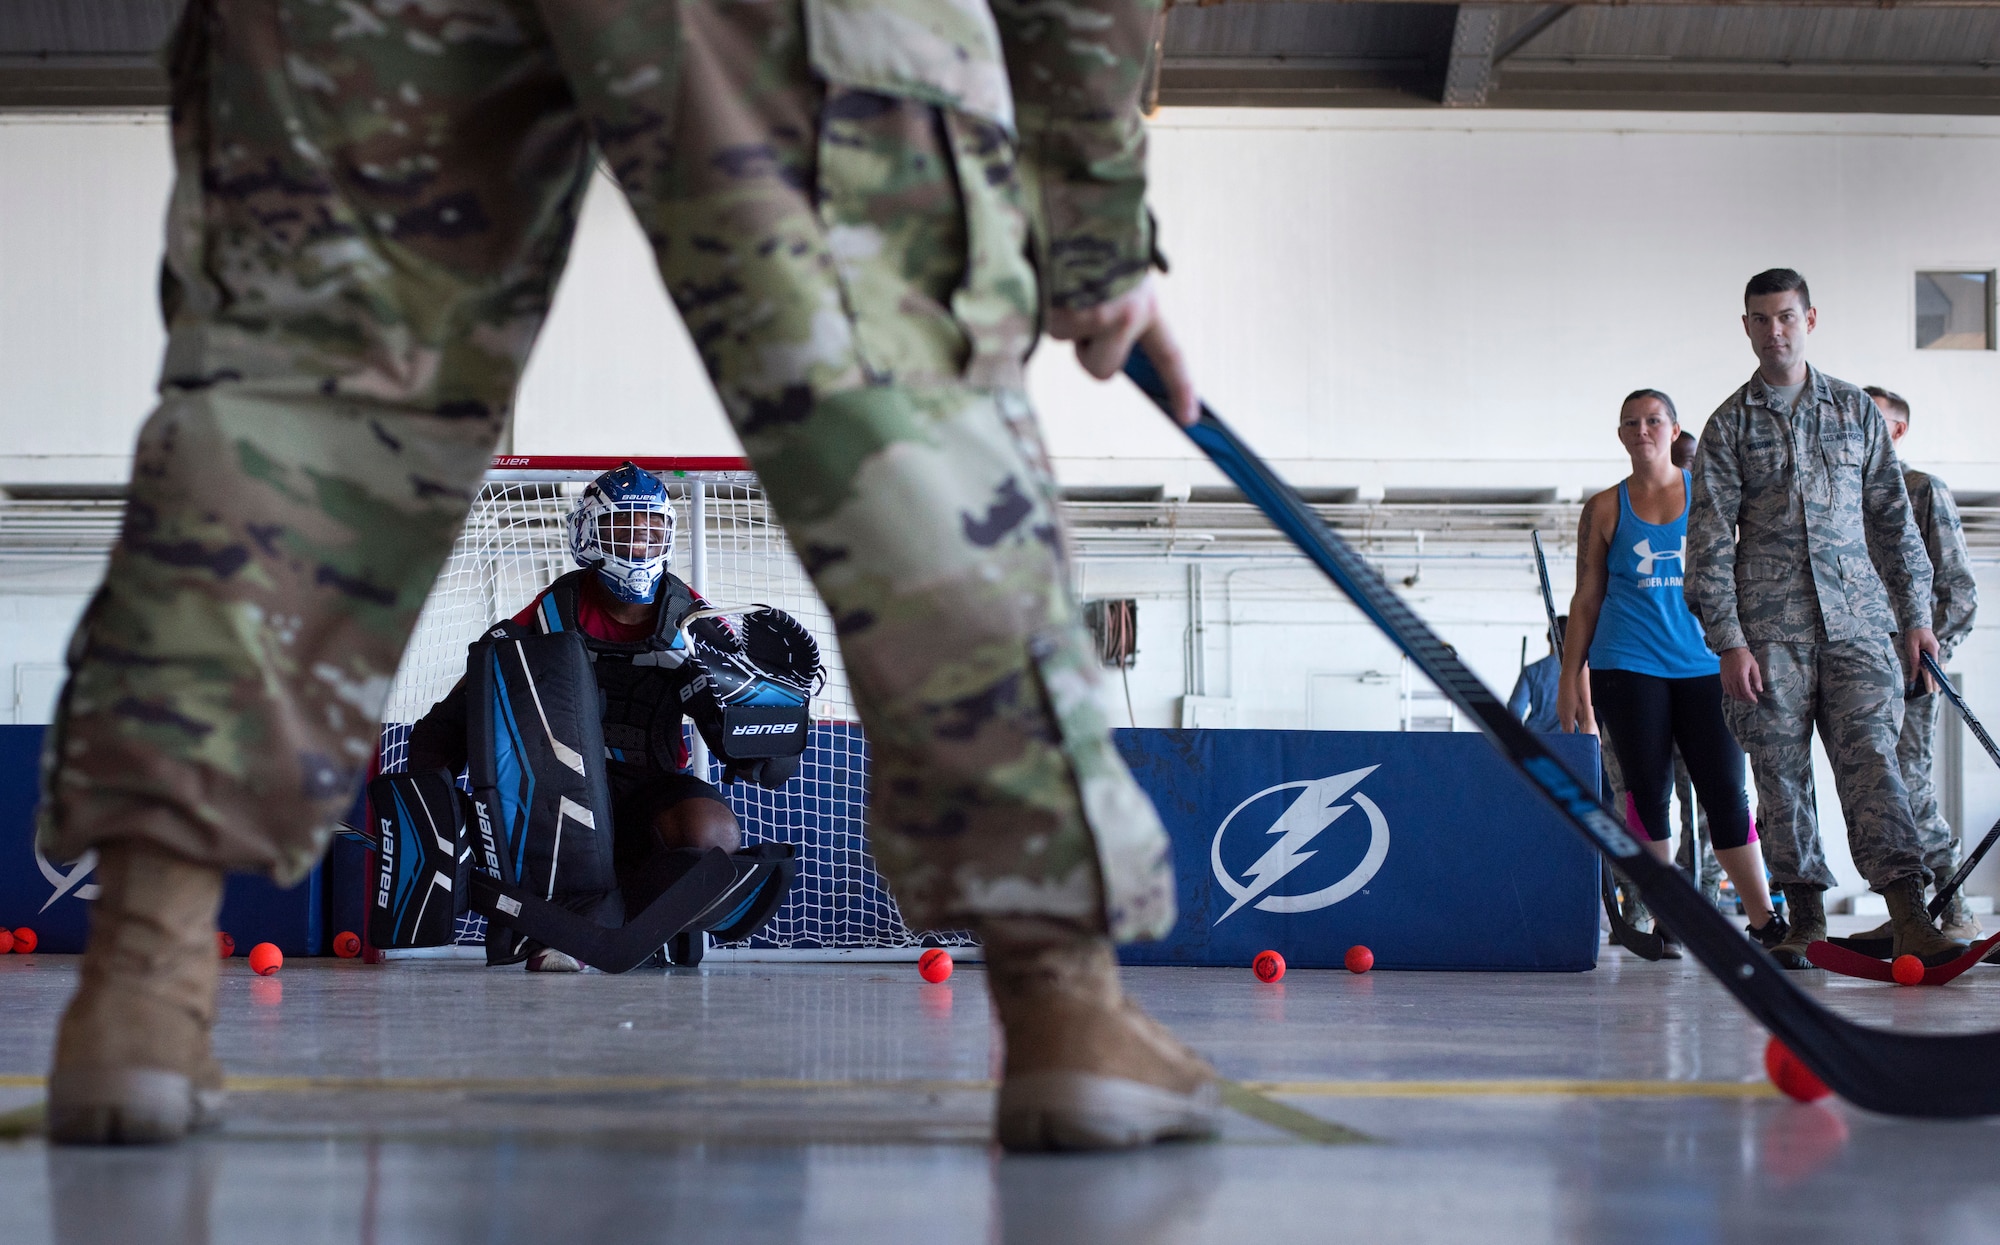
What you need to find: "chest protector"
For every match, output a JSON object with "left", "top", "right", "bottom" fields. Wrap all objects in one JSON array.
[{"left": 532, "top": 568, "right": 703, "bottom": 773}]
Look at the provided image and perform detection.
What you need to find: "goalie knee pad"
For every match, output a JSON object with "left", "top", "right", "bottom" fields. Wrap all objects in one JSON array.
[{"left": 466, "top": 629, "right": 622, "bottom": 955}]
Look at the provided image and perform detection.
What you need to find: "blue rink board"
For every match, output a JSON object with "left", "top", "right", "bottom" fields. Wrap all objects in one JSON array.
[
  {"left": 0, "top": 726, "right": 328, "bottom": 955},
  {"left": 1112, "top": 729, "right": 1603, "bottom": 972}
]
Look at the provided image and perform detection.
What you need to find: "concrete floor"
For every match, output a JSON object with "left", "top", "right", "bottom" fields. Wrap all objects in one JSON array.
[{"left": 5, "top": 928, "right": 2000, "bottom": 1244}]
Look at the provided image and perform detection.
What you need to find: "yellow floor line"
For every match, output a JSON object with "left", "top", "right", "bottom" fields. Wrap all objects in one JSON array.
[
  {"left": 0, "top": 1074, "right": 1775, "bottom": 1099},
  {"left": 1242, "top": 1079, "right": 1779, "bottom": 1099}
]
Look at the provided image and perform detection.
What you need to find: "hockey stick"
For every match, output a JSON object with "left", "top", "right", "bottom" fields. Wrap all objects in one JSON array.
[
  {"left": 467, "top": 848, "right": 741, "bottom": 973},
  {"left": 1808, "top": 929, "right": 2000, "bottom": 985},
  {"left": 1530, "top": 530, "right": 1665, "bottom": 961},
  {"left": 1922, "top": 651, "right": 2000, "bottom": 916},
  {"left": 1831, "top": 653, "right": 2000, "bottom": 958},
  {"left": 1125, "top": 345, "right": 2000, "bottom": 1118}
]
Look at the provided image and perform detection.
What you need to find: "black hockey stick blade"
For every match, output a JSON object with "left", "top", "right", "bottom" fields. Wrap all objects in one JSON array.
[
  {"left": 1600, "top": 860, "right": 1666, "bottom": 961},
  {"left": 1530, "top": 529, "right": 1664, "bottom": 961},
  {"left": 467, "top": 848, "right": 738, "bottom": 973},
  {"left": 1125, "top": 344, "right": 2000, "bottom": 1118}
]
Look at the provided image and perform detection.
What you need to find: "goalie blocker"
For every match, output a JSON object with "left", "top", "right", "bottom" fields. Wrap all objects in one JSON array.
[{"left": 368, "top": 628, "right": 805, "bottom": 968}]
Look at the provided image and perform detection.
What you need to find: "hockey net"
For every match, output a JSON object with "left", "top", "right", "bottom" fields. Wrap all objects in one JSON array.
[{"left": 377, "top": 456, "right": 969, "bottom": 952}]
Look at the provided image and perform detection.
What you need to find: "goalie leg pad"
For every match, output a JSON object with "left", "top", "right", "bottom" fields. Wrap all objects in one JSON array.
[
  {"left": 466, "top": 631, "right": 622, "bottom": 944},
  {"left": 366, "top": 770, "right": 468, "bottom": 949}
]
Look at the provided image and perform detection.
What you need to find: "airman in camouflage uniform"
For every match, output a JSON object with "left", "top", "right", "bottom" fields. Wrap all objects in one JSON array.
[
  {"left": 1685, "top": 269, "right": 1958, "bottom": 970},
  {"left": 42, "top": 0, "right": 1215, "bottom": 1150},
  {"left": 1867, "top": 386, "right": 1981, "bottom": 938}
]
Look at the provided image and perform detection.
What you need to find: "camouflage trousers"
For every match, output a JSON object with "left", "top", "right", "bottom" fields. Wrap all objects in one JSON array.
[
  {"left": 1899, "top": 689, "right": 1962, "bottom": 881},
  {"left": 1720, "top": 638, "right": 1926, "bottom": 892},
  {"left": 38, "top": 0, "right": 1176, "bottom": 942}
]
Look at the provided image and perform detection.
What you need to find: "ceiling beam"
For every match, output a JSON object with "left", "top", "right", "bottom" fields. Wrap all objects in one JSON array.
[
  {"left": 1492, "top": 4, "right": 1577, "bottom": 64},
  {"left": 1441, "top": 6, "right": 1504, "bottom": 105}
]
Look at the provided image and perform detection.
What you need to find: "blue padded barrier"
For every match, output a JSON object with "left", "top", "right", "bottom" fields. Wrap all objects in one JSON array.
[
  {"left": 0, "top": 725, "right": 328, "bottom": 955},
  {"left": 1113, "top": 729, "right": 1603, "bottom": 972}
]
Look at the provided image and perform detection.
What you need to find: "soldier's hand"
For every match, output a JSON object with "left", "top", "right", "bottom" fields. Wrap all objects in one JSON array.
[
  {"left": 1906, "top": 627, "right": 1942, "bottom": 694},
  {"left": 1047, "top": 275, "right": 1197, "bottom": 427},
  {"left": 1720, "top": 647, "right": 1763, "bottom": 704}
]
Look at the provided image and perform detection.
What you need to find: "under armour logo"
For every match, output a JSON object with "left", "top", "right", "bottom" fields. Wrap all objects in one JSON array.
[{"left": 1633, "top": 537, "right": 1685, "bottom": 577}]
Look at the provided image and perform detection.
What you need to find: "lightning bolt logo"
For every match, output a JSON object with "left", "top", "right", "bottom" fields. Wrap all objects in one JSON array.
[
  {"left": 1211, "top": 766, "right": 1391, "bottom": 925},
  {"left": 37, "top": 846, "right": 99, "bottom": 912}
]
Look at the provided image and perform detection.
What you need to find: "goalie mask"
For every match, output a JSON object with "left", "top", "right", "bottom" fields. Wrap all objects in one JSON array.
[{"left": 570, "top": 462, "right": 675, "bottom": 605}]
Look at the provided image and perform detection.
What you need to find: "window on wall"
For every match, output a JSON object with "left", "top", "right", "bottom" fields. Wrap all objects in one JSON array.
[{"left": 1915, "top": 271, "right": 1994, "bottom": 350}]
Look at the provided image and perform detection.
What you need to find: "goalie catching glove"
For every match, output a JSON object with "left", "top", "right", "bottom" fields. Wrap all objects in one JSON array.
[{"left": 681, "top": 606, "right": 823, "bottom": 788}]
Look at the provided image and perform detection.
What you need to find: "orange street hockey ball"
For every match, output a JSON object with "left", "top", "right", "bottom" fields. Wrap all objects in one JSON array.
[
  {"left": 1345, "top": 945, "right": 1375, "bottom": 974},
  {"left": 217, "top": 932, "right": 236, "bottom": 958},
  {"left": 333, "top": 931, "right": 362, "bottom": 959},
  {"left": 918, "top": 948, "right": 953, "bottom": 983},
  {"left": 0, "top": 930, "right": 13, "bottom": 955},
  {"left": 1891, "top": 955, "right": 1926, "bottom": 986},
  {"left": 11, "top": 928, "right": 34, "bottom": 954},
  {"left": 248, "top": 942, "right": 283, "bottom": 976},
  {"left": 1252, "top": 950, "right": 1286, "bottom": 983},
  {"left": 1764, "top": 1036, "right": 1831, "bottom": 1103}
]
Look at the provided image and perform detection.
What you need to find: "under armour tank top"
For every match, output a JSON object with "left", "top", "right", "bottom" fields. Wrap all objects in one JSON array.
[{"left": 1587, "top": 471, "right": 1719, "bottom": 680}]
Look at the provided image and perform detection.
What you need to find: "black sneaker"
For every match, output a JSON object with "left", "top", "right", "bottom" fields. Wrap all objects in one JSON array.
[{"left": 1748, "top": 912, "right": 1790, "bottom": 951}]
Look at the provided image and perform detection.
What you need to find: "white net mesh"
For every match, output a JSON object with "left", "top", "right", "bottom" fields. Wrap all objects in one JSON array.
[{"left": 380, "top": 467, "right": 967, "bottom": 950}]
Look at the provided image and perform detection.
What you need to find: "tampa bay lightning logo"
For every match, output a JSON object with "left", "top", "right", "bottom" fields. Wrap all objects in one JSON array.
[
  {"left": 1210, "top": 766, "right": 1390, "bottom": 924},
  {"left": 36, "top": 845, "right": 98, "bottom": 912}
]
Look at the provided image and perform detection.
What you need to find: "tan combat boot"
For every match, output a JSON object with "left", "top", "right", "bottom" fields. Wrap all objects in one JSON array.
[
  {"left": 1765, "top": 886, "right": 1825, "bottom": 970},
  {"left": 47, "top": 842, "right": 226, "bottom": 1144},
  {"left": 981, "top": 919, "right": 1220, "bottom": 1152},
  {"left": 1938, "top": 890, "right": 1982, "bottom": 943},
  {"left": 1884, "top": 876, "right": 1968, "bottom": 968}
]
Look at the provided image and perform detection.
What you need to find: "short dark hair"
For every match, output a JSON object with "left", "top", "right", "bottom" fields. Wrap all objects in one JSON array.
[
  {"left": 1622, "top": 388, "right": 1679, "bottom": 425},
  {"left": 1863, "top": 385, "right": 1910, "bottom": 422},
  {"left": 1745, "top": 268, "right": 1811, "bottom": 310},
  {"left": 1671, "top": 430, "right": 1698, "bottom": 470},
  {"left": 1552, "top": 615, "right": 1569, "bottom": 648}
]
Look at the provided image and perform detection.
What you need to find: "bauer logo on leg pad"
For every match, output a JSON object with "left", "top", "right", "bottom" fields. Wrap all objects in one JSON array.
[{"left": 367, "top": 771, "right": 468, "bottom": 949}]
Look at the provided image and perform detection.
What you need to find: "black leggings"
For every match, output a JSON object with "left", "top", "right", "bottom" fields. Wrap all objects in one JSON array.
[{"left": 1589, "top": 668, "right": 1754, "bottom": 850}]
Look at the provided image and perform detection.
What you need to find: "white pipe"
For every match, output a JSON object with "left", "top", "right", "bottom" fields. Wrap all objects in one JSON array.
[{"left": 688, "top": 481, "right": 711, "bottom": 783}]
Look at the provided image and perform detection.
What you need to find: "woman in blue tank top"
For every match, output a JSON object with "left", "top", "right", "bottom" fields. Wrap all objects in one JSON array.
[{"left": 1556, "top": 390, "right": 1784, "bottom": 952}]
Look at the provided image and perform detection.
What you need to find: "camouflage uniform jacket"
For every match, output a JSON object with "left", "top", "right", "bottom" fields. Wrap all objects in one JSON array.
[
  {"left": 1904, "top": 466, "right": 1978, "bottom": 655},
  {"left": 825, "top": 0, "right": 1165, "bottom": 310},
  {"left": 1685, "top": 366, "right": 1932, "bottom": 652}
]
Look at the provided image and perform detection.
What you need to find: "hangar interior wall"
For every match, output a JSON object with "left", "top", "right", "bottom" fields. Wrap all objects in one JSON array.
[{"left": 5, "top": 108, "right": 2000, "bottom": 909}]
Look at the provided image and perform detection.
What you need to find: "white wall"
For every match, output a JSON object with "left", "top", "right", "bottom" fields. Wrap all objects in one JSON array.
[
  {"left": 0, "top": 115, "right": 171, "bottom": 486},
  {"left": 7, "top": 108, "right": 2000, "bottom": 491}
]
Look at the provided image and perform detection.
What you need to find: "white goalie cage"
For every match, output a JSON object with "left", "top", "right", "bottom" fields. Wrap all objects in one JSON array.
[{"left": 378, "top": 457, "right": 968, "bottom": 953}]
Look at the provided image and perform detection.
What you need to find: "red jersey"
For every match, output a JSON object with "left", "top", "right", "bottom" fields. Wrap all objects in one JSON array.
[{"left": 513, "top": 574, "right": 658, "bottom": 644}]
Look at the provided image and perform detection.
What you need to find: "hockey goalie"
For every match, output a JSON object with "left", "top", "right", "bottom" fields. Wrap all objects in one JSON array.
[{"left": 388, "top": 462, "right": 820, "bottom": 970}]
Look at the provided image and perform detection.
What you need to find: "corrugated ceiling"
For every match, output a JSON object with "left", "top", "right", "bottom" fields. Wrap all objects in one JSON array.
[{"left": 4, "top": 1, "right": 2000, "bottom": 114}]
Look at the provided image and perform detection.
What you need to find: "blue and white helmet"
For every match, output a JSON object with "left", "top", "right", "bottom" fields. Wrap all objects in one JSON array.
[{"left": 569, "top": 462, "right": 675, "bottom": 604}]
